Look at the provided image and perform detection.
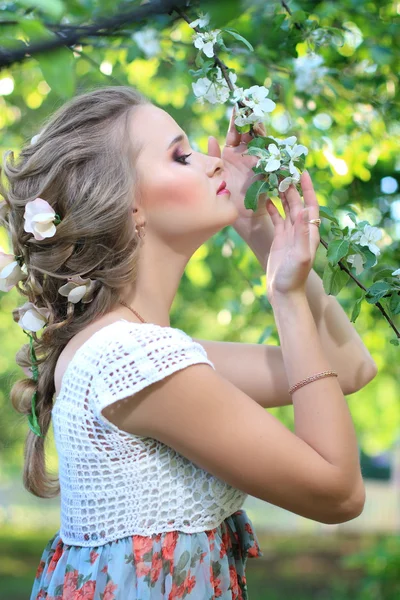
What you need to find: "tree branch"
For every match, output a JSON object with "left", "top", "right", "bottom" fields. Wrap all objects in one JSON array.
[
  {"left": 0, "top": 0, "right": 188, "bottom": 69},
  {"left": 176, "top": 5, "right": 399, "bottom": 339}
]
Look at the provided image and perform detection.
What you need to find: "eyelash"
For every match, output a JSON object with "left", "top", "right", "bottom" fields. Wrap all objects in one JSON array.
[{"left": 174, "top": 151, "right": 192, "bottom": 165}]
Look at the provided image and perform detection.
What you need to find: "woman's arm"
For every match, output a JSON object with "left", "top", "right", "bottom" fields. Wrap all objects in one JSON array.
[{"left": 233, "top": 213, "right": 378, "bottom": 393}]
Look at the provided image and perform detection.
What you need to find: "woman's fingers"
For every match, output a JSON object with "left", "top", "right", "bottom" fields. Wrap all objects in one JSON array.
[
  {"left": 208, "top": 136, "right": 221, "bottom": 158},
  {"left": 266, "top": 199, "right": 284, "bottom": 233},
  {"left": 225, "top": 106, "right": 241, "bottom": 147},
  {"left": 300, "top": 171, "right": 319, "bottom": 209}
]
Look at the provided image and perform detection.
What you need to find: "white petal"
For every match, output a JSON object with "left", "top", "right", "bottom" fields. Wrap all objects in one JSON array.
[
  {"left": 203, "top": 41, "right": 215, "bottom": 57},
  {"left": 264, "top": 158, "right": 281, "bottom": 172},
  {"left": 267, "top": 143, "right": 280, "bottom": 156},
  {"left": 278, "top": 177, "right": 292, "bottom": 192},
  {"left": 282, "top": 136, "right": 297, "bottom": 146},
  {"left": 392, "top": 268, "right": 400, "bottom": 277},
  {"left": 19, "top": 309, "right": 46, "bottom": 332},
  {"left": 68, "top": 285, "right": 87, "bottom": 303}
]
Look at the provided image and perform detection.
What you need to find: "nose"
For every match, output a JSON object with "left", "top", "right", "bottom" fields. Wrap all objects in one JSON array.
[{"left": 206, "top": 155, "right": 224, "bottom": 178}]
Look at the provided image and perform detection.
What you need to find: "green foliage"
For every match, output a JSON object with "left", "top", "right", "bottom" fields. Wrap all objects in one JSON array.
[
  {"left": 0, "top": 0, "right": 399, "bottom": 467},
  {"left": 342, "top": 536, "right": 400, "bottom": 600}
]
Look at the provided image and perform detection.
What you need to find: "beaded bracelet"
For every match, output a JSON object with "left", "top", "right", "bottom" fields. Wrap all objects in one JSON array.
[{"left": 289, "top": 370, "right": 338, "bottom": 395}]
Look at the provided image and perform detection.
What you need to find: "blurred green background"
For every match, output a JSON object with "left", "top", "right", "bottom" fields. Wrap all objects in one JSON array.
[{"left": 1, "top": 0, "right": 399, "bottom": 598}]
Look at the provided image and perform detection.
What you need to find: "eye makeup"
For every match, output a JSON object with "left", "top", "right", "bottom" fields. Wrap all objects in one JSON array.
[{"left": 173, "top": 150, "right": 192, "bottom": 165}]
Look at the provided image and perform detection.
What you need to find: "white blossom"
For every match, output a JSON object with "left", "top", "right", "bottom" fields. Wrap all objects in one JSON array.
[
  {"left": 392, "top": 268, "right": 400, "bottom": 278},
  {"left": 233, "top": 85, "right": 276, "bottom": 117},
  {"left": 193, "top": 29, "right": 221, "bottom": 58},
  {"left": 278, "top": 163, "right": 301, "bottom": 192},
  {"left": 58, "top": 276, "right": 97, "bottom": 304},
  {"left": 264, "top": 144, "right": 282, "bottom": 172},
  {"left": 0, "top": 249, "right": 26, "bottom": 291},
  {"left": 233, "top": 106, "right": 260, "bottom": 127},
  {"left": 293, "top": 53, "right": 329, "bottom": 94},
  {"left": 16, "top": 301, "right": 51, "bottom": 332},
  {"left": 347, "top": 254, "right": 365, "bottom": 275},
  {"left": 189, "top": 12, "right": 210, "bottom": 29},
  {"left": 192, "top": 68, "right": 237, "bottom": 104},
  {"left": 350, "top": 224, "right": 383, "bottom": 256},
  {"left": 132, "top": 28, "right": 161, "bottom": 58},
  {"left": 23, "top": 197, "right": 57, "bottom": 241}
]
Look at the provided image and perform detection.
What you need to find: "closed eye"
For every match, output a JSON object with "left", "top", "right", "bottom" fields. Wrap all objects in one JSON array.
[{"left": 174, "top": 152, "right": 192, "bottom": 165}]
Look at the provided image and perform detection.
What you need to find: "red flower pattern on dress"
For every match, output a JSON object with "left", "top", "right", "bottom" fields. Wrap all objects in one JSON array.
[
  {"left": 89, "top": 550, "right": 99, "bottom": 564},
  {"left": 184, "top": 571, "right": 196, "bottom": 594},
  {"left": 150, "top": 551, "right": 163, "bottom": 584},
  {"left": 102, "top": 580, "right": 118, "bottom": 600},
  {"left": 133, "top": 534, "right": 154, "bottom": 562},
  {"left": 48, "top": 540, "right": 63, "bottom": 574},
  {"left": 229, "top": 564, "right": 241, "bottom": 598},
  {"left": 75, "top": 580, "right": 96, "bottom": 599},
  {"left": 162, "top": 530, "right": 179, "bottom": 574},
  {"left": 168, "top": 580, "right": 186, "bottom": 599},
  {"left": 35, "top": 560, "right": 45, "bottom": 579},
  {"left": 63, "top": 568, "right": 79, "bottom": 596},
  {"left": 31, "top": 511, "right": 262, "bottom": 600}
]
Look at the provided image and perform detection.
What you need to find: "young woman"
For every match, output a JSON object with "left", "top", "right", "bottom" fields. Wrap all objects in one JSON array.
[{"left": 1, "top": 86, "right": 376, "bottom": 599}]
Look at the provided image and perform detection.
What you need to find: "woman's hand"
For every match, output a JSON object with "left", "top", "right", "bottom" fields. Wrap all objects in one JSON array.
[
  {"left": 265, "top": 171, "right": 320, "bottom": 302},
  {"left": 207, "top": 106, "right": 269, "bottom": 223}
]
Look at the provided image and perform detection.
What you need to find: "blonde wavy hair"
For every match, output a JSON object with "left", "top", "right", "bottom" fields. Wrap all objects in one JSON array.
[{"left": 0, "top": 86, "right": 150, "bottom": 498}]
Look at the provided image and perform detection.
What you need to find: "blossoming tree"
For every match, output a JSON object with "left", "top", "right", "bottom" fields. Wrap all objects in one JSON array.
[{"left": 0, "top": 0, "right": 399, "bottom": 459}]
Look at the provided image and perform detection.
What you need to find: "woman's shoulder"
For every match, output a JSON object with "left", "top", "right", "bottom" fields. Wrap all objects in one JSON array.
[{"left": 54, "top": 311, "right": 139, "bottom": 397}]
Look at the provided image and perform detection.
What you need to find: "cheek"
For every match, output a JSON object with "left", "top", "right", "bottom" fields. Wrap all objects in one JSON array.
[{"left": 144, "top": 168, "right": 207, "bottom": 209}]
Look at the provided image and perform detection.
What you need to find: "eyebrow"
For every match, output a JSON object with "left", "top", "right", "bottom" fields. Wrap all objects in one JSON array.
[{"left": 167, "top": 134, "right": 186, "bottom": 150}]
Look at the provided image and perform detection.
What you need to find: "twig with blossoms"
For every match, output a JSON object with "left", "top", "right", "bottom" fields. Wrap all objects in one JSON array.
[{"left": 174, "top": 7, "right": 399, "bottom": 342}]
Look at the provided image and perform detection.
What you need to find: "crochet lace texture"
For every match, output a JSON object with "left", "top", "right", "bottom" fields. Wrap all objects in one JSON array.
[{"left": 52, "top": 319, "right": 247, "bottom": 547}]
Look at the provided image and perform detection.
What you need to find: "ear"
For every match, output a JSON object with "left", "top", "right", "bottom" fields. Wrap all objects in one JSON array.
[{"left": 207, "top": 136, "right": 222, "bottom": 158}]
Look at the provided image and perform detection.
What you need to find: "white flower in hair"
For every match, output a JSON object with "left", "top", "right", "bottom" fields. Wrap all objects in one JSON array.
[
  {"left": 58, "top": 276, "right": 97, "bottom": 304},
  {"left": 16, "top": 301, "right": 51, "bottom": 332},
  {"left": 23, "top": 197, "right": 59, "bottom": 241},
  {"left": 0, "top": 248, "right": 26, "bottom": 291}
]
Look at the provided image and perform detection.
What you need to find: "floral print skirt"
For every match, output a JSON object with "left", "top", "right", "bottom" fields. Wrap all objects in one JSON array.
[{"left": 30, "top": 509, "right": 263, "bottom": 599}]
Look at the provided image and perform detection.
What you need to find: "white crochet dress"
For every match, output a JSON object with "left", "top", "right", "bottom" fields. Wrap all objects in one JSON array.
[
  {"left": 52, "top": 319, "right": 248, "bottom": 547},
  {"left": 31, "top": 319, "right": 263, "bottom": 600}
]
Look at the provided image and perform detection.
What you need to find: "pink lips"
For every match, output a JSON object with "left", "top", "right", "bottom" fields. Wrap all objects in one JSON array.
[{"left": 217, "top": 181, "right": 231, "bottom": 195}]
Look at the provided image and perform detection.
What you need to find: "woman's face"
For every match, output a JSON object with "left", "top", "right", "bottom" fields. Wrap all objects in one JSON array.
[{"left": 130, "top": 104, "right": 239, "bottom": 249}]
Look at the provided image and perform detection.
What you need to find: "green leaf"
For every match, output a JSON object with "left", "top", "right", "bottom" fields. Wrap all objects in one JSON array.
[
  {"left": 322, "top": 263, "right": 350, "bottom": 296},
  {"left": 176, "top": 550, "right": 190, "bottom": 571},
  {"left": 244, "top": 179, "right": 267, "bottom": 211},
  {"left": 18, "top": 0, "right": 65, "bottom": 19},
  {"left": 327, "top": 239, "right": 350, "bottom": 266},
  {"left": 350, "top": 295, "right": 364, "bottom": 323},
  {"left": 365, "top": 281, "right": 391, "bottom": 304},
  {"left": 389, "top": 292, "right": 400, "bottom": 315},
  {"left": 357, "top": 247, "right": 378, "bottom": 269},
  {"left": 331, "top": 226, "right": 344, "bottom": 237},
  {"left": 236, "top": 124, "right": 251, "bottom": 134},
  {"left": 248, "top": 136, "right": 268, "bottom": 148},
  {"left": 319, "top": 206, "right": 339, "bottom": 225},
  {"left": 347, "top": 212, "right": 358, "bottom": 225},
  {"left": 36, "top": 47, "right": 75, "bottom": 98},
  {"left": 195, "top": 52, "right": 204, "bottom": 68},
  {"left": 389, "top": 338, "right": 400, "bottom": 346},
  {"left": 269, "top": 173, "right": 278, "bottom": 187},
  {"left": 291, "top": 10, "right": 307, "bottom": 23},
  {"left": 223, "top": 29, "right": 254, "bottom": 52},
  {"left": 202, "top": 0, "right": 243, "bottom": 27},
  {"left": 373, "top": 267, "right": 397, "bottom": 282}
]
